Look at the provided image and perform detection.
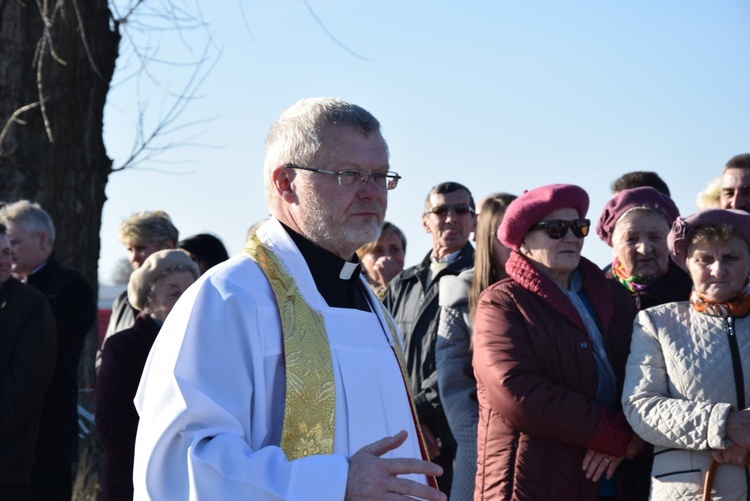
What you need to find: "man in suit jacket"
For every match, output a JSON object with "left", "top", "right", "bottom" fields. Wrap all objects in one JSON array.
[
  {"left": 0, "top": 201, "right": 96, "bottom": 501},
  {"left": 0, "top": 223, "right": 57, "bottom": 500}
]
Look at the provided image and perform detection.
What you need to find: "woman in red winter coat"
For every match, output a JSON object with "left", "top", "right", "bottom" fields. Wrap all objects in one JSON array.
[{"left": 472, "top": 184, "right": 648, "bottom": 501}]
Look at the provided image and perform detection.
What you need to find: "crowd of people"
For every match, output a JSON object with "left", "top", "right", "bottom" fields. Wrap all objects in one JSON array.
[{"left": 1, "top": 96, "right": 749, "bottom": 500}]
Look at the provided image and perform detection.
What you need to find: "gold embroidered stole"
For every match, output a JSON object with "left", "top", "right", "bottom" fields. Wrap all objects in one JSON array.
[
  {"left": 244, "top": 235, "right": 335, "bottom": 460},
  {"left": 244, "top": 234, "right": 437, "bottom": 487}
]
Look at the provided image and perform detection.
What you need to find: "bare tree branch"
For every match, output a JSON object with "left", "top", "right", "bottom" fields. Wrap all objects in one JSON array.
[
  {"left": 0, "top": 100, "right": 48, "bottom": 155},
  {"left": 301, "top": 0, "right": 373, "bottom": 62}
]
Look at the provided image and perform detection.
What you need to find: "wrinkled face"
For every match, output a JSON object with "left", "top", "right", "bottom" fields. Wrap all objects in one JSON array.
[
  {"left": 126, "top": 240, "right": 171, "bottom": 269},
  {"left": 422, "top": 190, "right": 476, "bottom": 258},
  {"left": 293, "top": 127, "right": 389, "bottom": 258},
  {"left": 521, "top": 207, "right": 584, "bottom": 278},
  {"left": 145, "top": 270, "right": 196, "bottom": 323},
  {"left": 5, "top": 223, "right": 46, "bottom": 277},
  {"left": 611, "top": 210, "right": 671, "bottom": 278},
  {"left": 687, "top": 235, "right": 750, "bottom": 303},
  {"left": 720, "top": 168, "right": 750, "bottom": 213},
  {"left": 0, "top": 234, "right": 12, "bottom": 284},
  {"left": 360, "top": 231, "right": 405, "bottom": 277}
]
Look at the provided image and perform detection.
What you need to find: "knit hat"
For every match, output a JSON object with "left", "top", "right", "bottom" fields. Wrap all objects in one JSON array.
[
  {"left": 596, "top": 187, "right": 680, "bottom": 246},
  {"left": 498, "top": 184, "right": 589, "bottom": 250},
  {"left": 127, "top": 249, "right": 199, "bottom": 311},
  {"left": 669, "top": 208, "right": 750, "bottom": 270}
]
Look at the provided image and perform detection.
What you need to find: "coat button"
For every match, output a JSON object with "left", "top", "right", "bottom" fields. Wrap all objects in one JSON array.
[{"left": 580, "top": 342, "right": 588, "bottom": 348}]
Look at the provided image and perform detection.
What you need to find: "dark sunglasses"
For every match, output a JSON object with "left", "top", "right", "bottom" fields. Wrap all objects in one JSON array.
[
  {"left": 425, "top": 204, "right": 475, "bottom": 217},
  {"left": 529, "top": 218, "right": 591, "bottom": 239}
]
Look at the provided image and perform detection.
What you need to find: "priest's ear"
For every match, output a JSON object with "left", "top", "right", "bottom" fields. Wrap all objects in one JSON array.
[{"left": 272, "top": 165, "right": 299, "bottom": 205}]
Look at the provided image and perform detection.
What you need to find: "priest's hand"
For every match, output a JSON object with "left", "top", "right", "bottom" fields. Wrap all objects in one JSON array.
[{"left": 345, "top": 430, "right": 446, "bottom": 501}]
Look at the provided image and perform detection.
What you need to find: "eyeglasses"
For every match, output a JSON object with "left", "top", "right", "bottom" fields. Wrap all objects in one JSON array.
[
  {"left": 529, "top": 218, "right": 591, "bottom": 239},
  {"left": 425, "top": 204, "right": 476, "bottom": 217},
  {"left": 286, "top": 164, "right": 401, "bottom": 190}
]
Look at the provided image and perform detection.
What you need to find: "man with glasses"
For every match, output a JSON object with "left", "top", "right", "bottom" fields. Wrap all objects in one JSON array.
[
  {"left": 133, "top": 98, "right": 445, "bottom": 501},
  {"left": 384, "top": 182, "right": 477, "bottom": 496}
]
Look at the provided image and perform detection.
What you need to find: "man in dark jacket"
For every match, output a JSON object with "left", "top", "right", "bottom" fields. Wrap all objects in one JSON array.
[
  {"left": 0, "top": 201, "right": 96, "bottom": 501},
  {"left": 384, "top": 181, "right": 476, "bottom": 496},
  {"left": 0, "top": 223, "right": 57, "bottom": 501}
]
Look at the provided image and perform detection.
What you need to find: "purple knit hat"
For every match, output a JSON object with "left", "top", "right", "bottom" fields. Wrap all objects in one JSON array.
[
  {"left": 669, "top": 208, "right": 750, "bottom": 270},
  {"left": 596, "top": 187, "right": 680, "bottom": 246},
  {"left": 498, "top": 183, "right": 589, "bottom": 250}
]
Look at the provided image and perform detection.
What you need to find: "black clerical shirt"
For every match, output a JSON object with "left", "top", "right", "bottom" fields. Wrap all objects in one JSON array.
[{"left": 281, "top": 223, "right": 371, "bottom": 312}]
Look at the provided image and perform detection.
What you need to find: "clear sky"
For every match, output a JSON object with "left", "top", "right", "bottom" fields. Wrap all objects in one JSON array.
[{"left": 99, "top": 0, "right": 750, "bottom": 284}]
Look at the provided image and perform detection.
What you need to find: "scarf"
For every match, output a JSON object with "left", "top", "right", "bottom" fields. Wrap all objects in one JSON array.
[
  {"left": 611, "top": 258, "right": 663, "bottom": 293},
  {"left": 690, "top": 281, "right": 750, "bottom": 318}
]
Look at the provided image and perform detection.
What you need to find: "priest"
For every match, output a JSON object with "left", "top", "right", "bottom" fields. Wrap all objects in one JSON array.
[{"left": 133, "top": 98, "right": 445, "bottom": 501}]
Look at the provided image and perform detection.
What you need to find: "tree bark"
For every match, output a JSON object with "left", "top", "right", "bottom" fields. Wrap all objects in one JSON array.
[{"left": 0, "top": 0, "right": 120, "bottom": 497}]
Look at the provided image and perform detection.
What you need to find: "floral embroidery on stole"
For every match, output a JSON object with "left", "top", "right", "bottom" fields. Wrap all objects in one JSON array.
[{"left": 244, "top": 235, "right": 335, "bottom": 460}]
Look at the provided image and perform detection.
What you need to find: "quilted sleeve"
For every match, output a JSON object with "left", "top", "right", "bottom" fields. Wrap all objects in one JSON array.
[{"left": 622, "top": 310, "right": 732, "bottom": 450}]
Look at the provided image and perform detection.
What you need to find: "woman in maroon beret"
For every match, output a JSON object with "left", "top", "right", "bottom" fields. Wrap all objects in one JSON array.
[
  {"left": 473, "top": 183, "right": 648, "bottom": 500},
  {"left": 623, "top": 208, "right": 750, "bottom": 499},
  {"left": 597, "top": 187, "right": 692, "bottom": 310}
]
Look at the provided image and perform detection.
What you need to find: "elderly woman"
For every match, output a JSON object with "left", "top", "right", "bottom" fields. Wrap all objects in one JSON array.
[
  {"left": 436, "top": 192, "right": 516, "bottom": 500},
  {"left": 95, "top": 250, "right": 199, "bottom": 501},
  {"left": 623, "top": 209, "right": 750, "bottom": 499},
  {"left": 597, "top": 186, "right": 692, "bottom": 309},
  {"left": 473, "top": 184, "right": 646, "bottom": 500},
  {"left": 355, "top": 221, "right": 406, "bottom": 298}
]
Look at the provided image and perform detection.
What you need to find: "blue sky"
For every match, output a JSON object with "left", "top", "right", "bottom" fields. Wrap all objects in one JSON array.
[{"left": 99, "top": 0, "right": 750, "bottom": 284}]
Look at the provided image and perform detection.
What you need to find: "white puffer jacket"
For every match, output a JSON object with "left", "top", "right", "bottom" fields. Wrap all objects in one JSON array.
[{"left": 623, "top": 301, "right": 750, "bottom": 500}]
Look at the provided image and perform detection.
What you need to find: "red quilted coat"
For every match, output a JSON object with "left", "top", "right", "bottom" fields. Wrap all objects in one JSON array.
[{"left": 473, "top": 251, "right": 645, "bottom": 500}]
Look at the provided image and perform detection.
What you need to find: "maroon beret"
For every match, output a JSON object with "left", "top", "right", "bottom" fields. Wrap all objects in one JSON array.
[
  {"left": 669, "top": 208, "right": 750, "bottom": 270},
  {"left": 498, "top": 183, "right": 589, "bottom": 250},
  {"left": 596, "top": 187, "right": 680, "bottom": 246}
]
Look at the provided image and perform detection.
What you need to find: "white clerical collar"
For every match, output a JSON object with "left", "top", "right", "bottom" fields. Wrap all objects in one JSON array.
[
  {"left": 431, "top": 249, "right": 461, "bottom": 265},
  {"left": 339, "top": 261, "right": 359, "bottom": 280}
]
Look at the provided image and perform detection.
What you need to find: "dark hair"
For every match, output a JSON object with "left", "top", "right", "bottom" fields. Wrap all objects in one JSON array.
[
  {"left": 611, "top": 171, "right": 670, "bottom": 197},
  {"left": 178, "top": 233, "right": 229, "bottom": 271},
  {"left": 470, "top": 193, "right": 517, "bottom": 320},
  {"left": 0, "top": 222, "right": 6, "bottom": 234},
  {"left": 423, "top": 182, "right": 475, "bottom": 213},
  {"left": 725, "top": 153, "right": 750, "bottom": 170}
]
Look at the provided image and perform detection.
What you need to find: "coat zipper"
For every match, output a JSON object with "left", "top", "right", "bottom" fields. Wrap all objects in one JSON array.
[
  {"left": 724, "top": 316, "right": 750, "bottom": 498},
  {"left": 725, "top": 317, "right": 745, "bottom": 409}
]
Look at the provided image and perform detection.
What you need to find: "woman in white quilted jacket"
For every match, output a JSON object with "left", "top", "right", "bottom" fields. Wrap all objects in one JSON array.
[{"left": 623, "top": 208, "right": 750, "bottom": 500}]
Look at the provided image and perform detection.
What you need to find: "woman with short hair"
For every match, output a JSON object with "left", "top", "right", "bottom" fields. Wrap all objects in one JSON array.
[{"left": 356, "top": 221, "right": 406, "bottom": 298}]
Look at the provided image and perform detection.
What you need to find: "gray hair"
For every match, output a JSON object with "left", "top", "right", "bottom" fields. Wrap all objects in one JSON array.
[
  {"left": 263, "top": 98, "right": 385, "bottom": 213},
  {"left": 0, "top": 200, "right": 56, "bottom": 245}
]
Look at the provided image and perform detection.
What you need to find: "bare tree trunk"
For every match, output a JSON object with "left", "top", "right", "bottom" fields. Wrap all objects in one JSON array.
[{"left": 0, "top": 0, "right": 120, "bottom": 498}]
